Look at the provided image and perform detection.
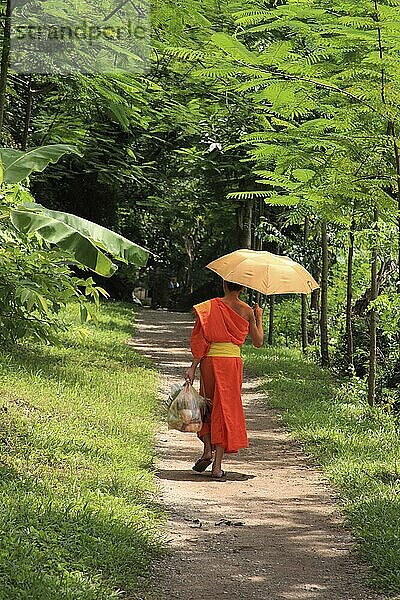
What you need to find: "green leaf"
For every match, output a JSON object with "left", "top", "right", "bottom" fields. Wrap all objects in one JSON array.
[
  {"left": 17, "top": 286, "right": 35, "bottom": 307},
  {"left": 80, "top": 304, "right": 89, "bottom": 323},
  {"left": 24, "top": 203, "right": 150, "bottom": 267},
  {"left": 108, "top": 103, "right": 131, "bottom": 130},
  {"left": 211, "top": 32, "right": 262, "bottom": 65},
  {"left": 0, "top": 145, "right": 82, "bottom": 184},
  {"left": 227, "top": 190, "right": 272, "bottom": 200},
  {"left": 37, "top": 294, "right": 50, "bottom": 316},
  {"left": 187, "top": 9, "right": 212, "bottom": 26},
  {"left": 264, "top": 193, "right": 300, "bottom": 206},
  {"left": 11, "top": 209, "right": 117, "bottom": 277},
  {"left": 292, "top": 169, "right": 316, "bottom": 183}
]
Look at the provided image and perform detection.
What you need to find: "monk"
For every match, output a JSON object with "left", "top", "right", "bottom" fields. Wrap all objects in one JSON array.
[{"left": 184, "top": 280, "right": 264, "bottom": 479}]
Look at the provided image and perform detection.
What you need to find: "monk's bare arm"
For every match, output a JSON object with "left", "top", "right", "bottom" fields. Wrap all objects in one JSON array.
[
  {"left": 184, "top": 358, "right": 201, "bottom": 384},
  {"left": 247, "top": 304, "right": 264, "bottom": 348}
]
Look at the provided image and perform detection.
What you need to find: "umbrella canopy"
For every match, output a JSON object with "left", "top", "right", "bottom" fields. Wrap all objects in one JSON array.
[{"left": 206, "top": 249, "right": 319, "bottom": 296}]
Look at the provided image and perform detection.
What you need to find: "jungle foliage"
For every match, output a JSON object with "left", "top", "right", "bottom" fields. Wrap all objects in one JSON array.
[
  {"left": 162, "top": 0, "right": 400, "bottom": 406},
  {"left": 0, "top": 0, "right": 399, "bottom": 400},
  {"left": 1, "top": 0, "right": 400, "bottom": 595}
]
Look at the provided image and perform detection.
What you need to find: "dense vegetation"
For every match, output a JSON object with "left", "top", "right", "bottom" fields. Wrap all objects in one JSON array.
[
  {"left": 2, "top": 0, "right": 398, "bottom": 405},
  {"left": 1, "top": 0, "right": 400, "bottom": 595}
]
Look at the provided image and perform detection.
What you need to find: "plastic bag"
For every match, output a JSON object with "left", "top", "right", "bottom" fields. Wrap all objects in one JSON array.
[{"left": 167, "top": 383, "right": 207, "bottom": 433}]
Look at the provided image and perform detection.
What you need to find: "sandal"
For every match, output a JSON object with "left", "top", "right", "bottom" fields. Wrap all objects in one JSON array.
[
  {"left": 211, "top": 470, "right": 227, "bottom": 480},
  {"left": 192, "top": 457, "right": 213, "bottom": 473}
]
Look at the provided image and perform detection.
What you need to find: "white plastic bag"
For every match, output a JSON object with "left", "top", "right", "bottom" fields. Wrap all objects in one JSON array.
[{"left": 167, "top": 383, "right": 207, "bottom": 433}]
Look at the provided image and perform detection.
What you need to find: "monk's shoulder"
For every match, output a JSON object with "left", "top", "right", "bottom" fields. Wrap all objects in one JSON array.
[
  {"left": 193, "top": 298, "right": 214, "bottom": 315},
  {"left": 237, "top": 300, "right": 254, "bottom": 322},
  {"left": 194, "top": 298, "right": 214, "bottom": 309}
]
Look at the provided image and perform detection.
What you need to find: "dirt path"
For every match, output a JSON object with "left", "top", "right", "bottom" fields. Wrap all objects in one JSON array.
[{"left": 131, "top": 308, "right": 384, "bottom": 600}]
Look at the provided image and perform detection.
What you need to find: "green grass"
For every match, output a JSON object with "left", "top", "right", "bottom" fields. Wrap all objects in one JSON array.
[
  {"left": 244, "top": 344, "right": 400, "bottom": 595},
  {"left": 0, "top": 302, "right": 163, "bottom": 600}
]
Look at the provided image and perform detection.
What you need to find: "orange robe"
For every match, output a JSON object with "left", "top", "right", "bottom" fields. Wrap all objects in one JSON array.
[{"left": 190, "top": 297, "right": 250, "bottom": 454}]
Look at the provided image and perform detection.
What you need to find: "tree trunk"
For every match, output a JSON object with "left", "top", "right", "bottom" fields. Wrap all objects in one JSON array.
[
  {"left": 345, "top": 218, "right": 356, "bottom": 369},
  {"left": 373, "top": 0, "right": 400, "bottom": 293},
  {"left": 0, "top": 0, "right": 12, "bottom": 139},
  {"left": 368, "top": 207, "right": 379, "bottom": 407},
  {"left": 310, "top": 286, "right": 320, "bottom": 312},
  {"left": 183, "top": 235, "right": 194, "bottom": 294},
  {"left": 268, "top": 295, "right": 275, "bottom": 345},
  {"left": 251, "top": 197, "right": 259, "bottom": 250},
  {"left": 308, "top": 256, "right": 321, "bottom": 344},
  {"left": 301, "top": 216, "right": 310, "bottom": 352},
  {"left": 320, "top": 221, "right": 329, "bottom": 366},
  {"left": 237, "top": 198, "right": 254, "bottom": 249},
  {"left": 301, "top": 295, "right": 308, "bottom": 352},
  {"left": 390, "top": 130, "right": 400, "bottom": 293},
  {"left": 21, "top": 76, "right": 33, "bottom": 151},
  {"left": 253, "top": 220, "right": 262, "bottom": 306}
]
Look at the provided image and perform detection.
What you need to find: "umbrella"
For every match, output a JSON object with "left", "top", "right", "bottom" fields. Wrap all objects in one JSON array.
[{"left": 206, "top": 249, "right": 319, "bottom": 296}]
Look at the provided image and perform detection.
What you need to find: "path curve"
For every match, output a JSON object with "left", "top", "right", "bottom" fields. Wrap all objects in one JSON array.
[{"left": 130, "top": 308, "right": 384, "bottom": 600}]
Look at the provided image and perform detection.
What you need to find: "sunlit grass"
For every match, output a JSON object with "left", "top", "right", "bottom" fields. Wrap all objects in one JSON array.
[
  {"left": 244, "top": 344, "right": 400, "bottom": 594},
  {"left": 0, "top": 302, "right": 163, "bottom": 600}
]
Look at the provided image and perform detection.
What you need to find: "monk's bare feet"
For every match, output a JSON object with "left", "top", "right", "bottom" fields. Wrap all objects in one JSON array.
[{"left": 211, "top": 469, "right": 226, "bottom": 480}]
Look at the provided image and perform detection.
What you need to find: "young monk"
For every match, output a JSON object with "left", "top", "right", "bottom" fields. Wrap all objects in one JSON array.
[{"left": 184, "top": 280, "right": 264, "bottom": 479}]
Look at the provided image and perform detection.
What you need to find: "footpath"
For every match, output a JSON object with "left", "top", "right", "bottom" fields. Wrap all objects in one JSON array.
[{"left": 130, "top": 308, "right": 384, "bottom": 600}]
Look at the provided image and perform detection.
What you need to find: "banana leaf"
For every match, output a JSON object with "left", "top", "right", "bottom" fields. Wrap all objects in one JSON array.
[
  {"left": 23, "top": 203, "right": 150, "bottom": 267},
  {"left": 0, "top": 145, "right": 82, "bottom": 184},
  {"left": 11, "top": 209, "right": 117, "bottom": 276},
  {"left": 11, "top": 205, "right": 150, "bottom": 276}
]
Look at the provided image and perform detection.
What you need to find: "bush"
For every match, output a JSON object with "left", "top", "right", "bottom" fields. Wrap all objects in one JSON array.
[{"left": 0, "top": 224, "right": 104, "bottom": 344}]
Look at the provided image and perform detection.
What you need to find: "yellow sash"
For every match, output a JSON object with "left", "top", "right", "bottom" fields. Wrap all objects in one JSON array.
[{"left": 206, "top": 342, "right": 241, "bottom": 358}]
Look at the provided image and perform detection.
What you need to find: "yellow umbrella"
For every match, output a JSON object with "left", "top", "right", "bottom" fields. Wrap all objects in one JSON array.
[{"left": 206, "top": 249, "right": 319, "bottom": 295}]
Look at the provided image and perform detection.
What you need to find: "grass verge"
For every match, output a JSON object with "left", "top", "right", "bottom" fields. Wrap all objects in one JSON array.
[
  {"left": 243, "top": 344, "right": 400, "bottom": 595},
  {"left": 0, "top": 302, "right": 163, "bottom": 600}
]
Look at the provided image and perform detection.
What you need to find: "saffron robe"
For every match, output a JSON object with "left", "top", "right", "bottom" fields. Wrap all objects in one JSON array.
[{"left": 190, "top": 297, "right": 250, "bottom": 453}]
